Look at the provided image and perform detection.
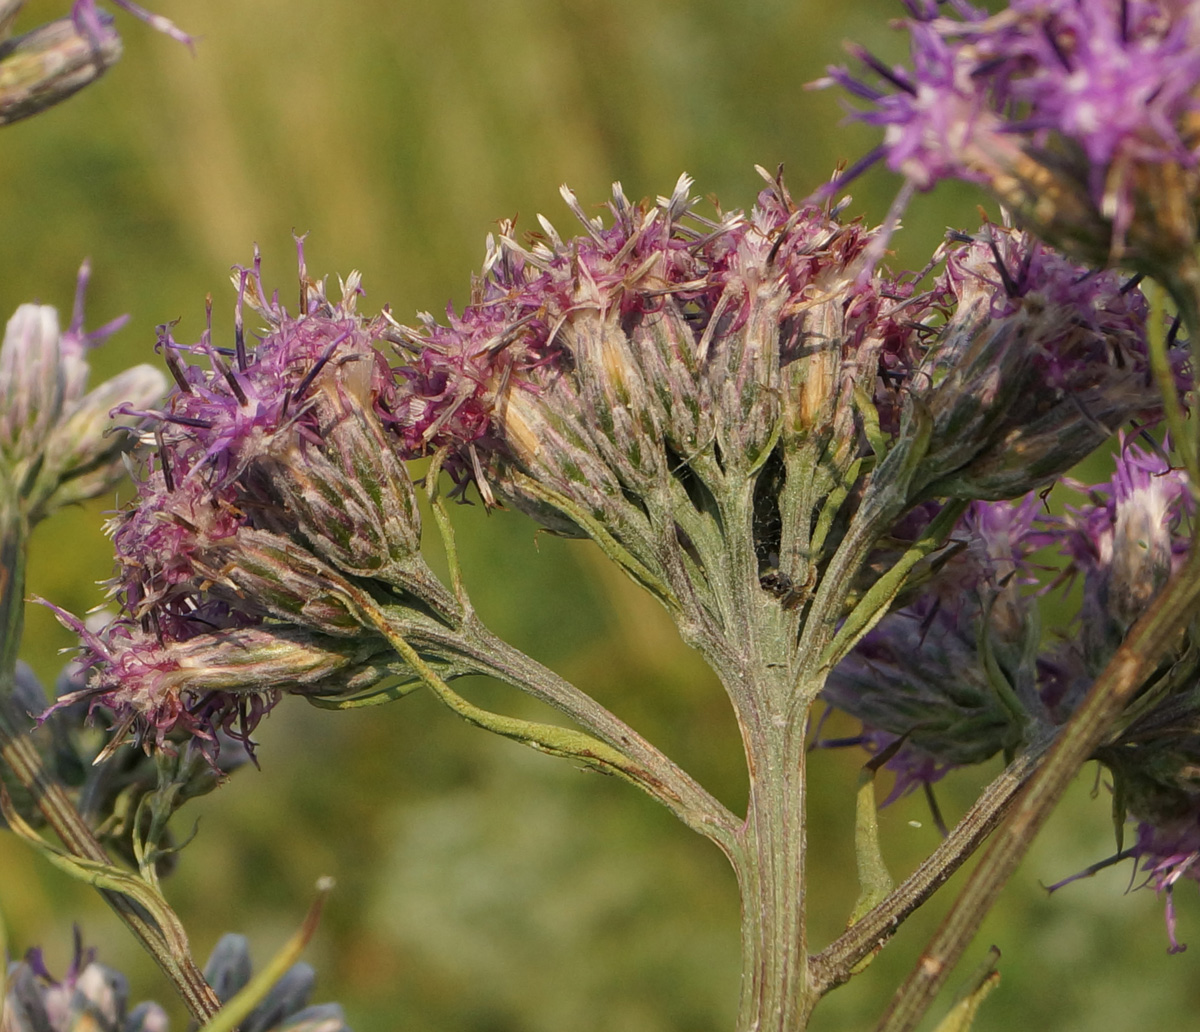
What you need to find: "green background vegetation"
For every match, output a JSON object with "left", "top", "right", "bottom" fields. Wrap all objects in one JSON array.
[{"left": 4, "top": 1, "right": 1198, "bottom": 1029}]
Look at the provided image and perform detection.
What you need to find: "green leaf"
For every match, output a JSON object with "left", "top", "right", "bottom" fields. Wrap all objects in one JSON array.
[
  {"left": 931, "top": 947, "right": 1001, "bottom": 1032},
  {"left": 198, "top": 879, "right": 335, "bottom": 1032}
]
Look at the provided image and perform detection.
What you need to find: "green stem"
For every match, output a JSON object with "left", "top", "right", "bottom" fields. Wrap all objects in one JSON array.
[
  {"left": 0, "top": 702, "right": 222, "bottom": 1023},
  {"left": 810, "top": 736, "right": 1050, "bottom": 995},
  {"left": 455, "top": 617, "right": 741, "bottom": 850},
  {"left": 734, "top": 707, "right": 815, "bottom": 1032}
]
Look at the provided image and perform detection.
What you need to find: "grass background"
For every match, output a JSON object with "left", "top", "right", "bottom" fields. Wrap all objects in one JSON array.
[{"left": 4, "top": 1, "right": 1199, "bottom": 1029}]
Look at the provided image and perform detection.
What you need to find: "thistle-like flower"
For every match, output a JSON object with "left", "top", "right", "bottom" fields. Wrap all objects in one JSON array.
[
  {"left": 56, "top": 244, "right": 463, "bottom": 753},
  {"left": 392, "top": 172, "right": 1163, "bottom": 668},
  {"left": 70, "top": 174, "right": 1169, "bottom": 762},
  {"left": 827, "top": 438, "right": 1200, "bottom": 947},
  {"left": 821, "top": 494, "right": 1052, "bottom": 796},
  {"left": 818, "top": 0, "right": 1200, "bottom": 274},
  {"left": 2, "top": 930, "right": 165, "bottom": 1032}
]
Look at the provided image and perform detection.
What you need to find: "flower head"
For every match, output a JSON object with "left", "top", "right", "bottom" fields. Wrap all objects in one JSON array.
[
  {"left": 1, "top": 931, "right": 348, "bottom": 1032},
  {"left": 821, "top": 495, "right": 1051, "bottom": 794},
  {"left": 0, "top": 261, "right": 165, "bottom": 523},
  {"left": 61, "top": 245, "right": 445, "bottom": 752},
  {"left": 819, "top": 0, "right": 1200, "bottom": 270}
]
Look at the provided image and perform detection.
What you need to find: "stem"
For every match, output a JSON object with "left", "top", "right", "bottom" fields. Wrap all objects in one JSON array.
[
  {"left": 810, "top": 736, "right": 1050, "bottom": 994},
  {"left": 0, "top": 702, "right": 222, "bottom": 1023},
  {"left": 456, "top": 617, "right": 742, "bottom": 851},
  {"left": 874, "top": 538, "right": 1200, "bottom": 1032},
  {"left": 734, "top": 706, "right": 815, "bottom": 1032},
  {"left": 0, "top": 497, "right": 220, "bottom": 1024}
]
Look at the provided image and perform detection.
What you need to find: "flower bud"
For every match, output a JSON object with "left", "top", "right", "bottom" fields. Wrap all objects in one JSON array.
[
  {"left": 0, "top": 265, "right": 166, "bottom": 522},
  {"left": 49, "top": 608, "right": 406, "bottom": 749},
  {"left": 1055, "top": 439, "right": 1192, "bottom": 682},
  {"left": 203, "top": 934, "right": 350, "bottom": 1032},
  {"left": 259, "top": 376, "right": 425, "bottom": 586},
  {"left": 0, "top": 304, "right": 64, "bottom": 458},
  {"left": 2, "top": 941, "right": 130, "bottom": 1032},
  {"left": 0, "top": 9, "right": 121, "bottom": 125}
]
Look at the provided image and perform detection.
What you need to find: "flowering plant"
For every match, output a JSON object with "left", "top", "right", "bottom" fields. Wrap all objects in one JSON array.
[{"left": 4, "top": 2, "right": 1200, "bottom": 1031}]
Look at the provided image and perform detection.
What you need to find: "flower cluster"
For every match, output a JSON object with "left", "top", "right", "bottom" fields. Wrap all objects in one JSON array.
[
  {"left": 53, "top": 243, "right": 423, "bottom": 752},
  {"left": 822, "top": 436, "right": 1200, "bottom": 947},
  {"left": 63, "top": 172, "right": 1173, "bottom": 758},
  {"left": 1, "top": 932, "right": 347, "bottom": 1032},
  {"left": 820, "top": 0, "right": 1200, "bottom": 270},
  {"left": 392, "top": 173, "right": 1163, "bottom": 665}
]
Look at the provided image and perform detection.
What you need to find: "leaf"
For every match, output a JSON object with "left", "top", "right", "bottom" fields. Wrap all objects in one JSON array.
[
  {"left": 931, "top": 947, "right": 1001, "bottom": 1032},
  {"left": 198, "top": 878, "right": 335, "bottom": 1032}
]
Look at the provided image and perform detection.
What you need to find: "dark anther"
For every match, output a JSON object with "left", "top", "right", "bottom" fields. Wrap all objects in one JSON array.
[
  {"left": 1042, "top": 16, "right": 1073, "bottom": 71},
  {"left": 156, "top": 428, "right": 175, "bottom": 493},
  {"left": 852, "top": 44, "right": 918, "bottom": 96},
  {"left": 220, "top": 363, "right": 249, "bottom": 407},
  {"left": 163, "top": 350, "right": 193, "bottom": 394},
  {"left": 985, "top": 234, "right": 1021, "bottom": 298},
  {"left": 165, "top": 413, "right": 215, "bottom": 430},
  {"left": 294, "top": 332, "right": 349, "bottom": 400}
]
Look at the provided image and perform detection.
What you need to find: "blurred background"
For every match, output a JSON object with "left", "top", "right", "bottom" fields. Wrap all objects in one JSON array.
[{"left": 3, "top": 1, "right": 1198, "bottom": 1029}]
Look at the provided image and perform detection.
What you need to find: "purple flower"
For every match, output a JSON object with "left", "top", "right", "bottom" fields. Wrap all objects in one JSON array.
[
  {"left": 877, "top": 224, "right": 1164, "bottom": 501},
  {"left": 1040, "top": 436, "right": 1192, "bottom": 716},
  {"left": 819, "top": 0, "right": 1200, "bottom": 268},
  {"left": 1130, "top": 818, "right": 1200, "bottom": 953},
  {"left": 56, "top": 245, "right": 415, "bottom": 749},
  {"left": 821, "top": 496, "right": 1052, "bottom": 795},
  {"left": 1, "top": 931, "right": 348, "bottom": 1032}
]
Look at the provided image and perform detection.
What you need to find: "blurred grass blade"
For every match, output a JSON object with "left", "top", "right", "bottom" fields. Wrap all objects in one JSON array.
[{"left": 0, "top": 2, "right": 23, "bottom": 40}]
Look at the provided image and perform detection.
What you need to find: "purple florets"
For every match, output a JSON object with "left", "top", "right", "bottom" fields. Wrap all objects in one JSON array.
[
  {"left": 825, "top": 0, "right": 1200, "bottom": 183},
  {"left": 62, "top": 245, "right": 392, "bottom": 749},
  {"left": 820, "top": 0, "right": 1200, "bottom": 256}
]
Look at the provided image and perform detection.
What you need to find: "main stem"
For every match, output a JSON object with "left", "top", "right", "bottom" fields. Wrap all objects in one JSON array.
[{"left": 735, "top": 700, "right": 814, "bottom": 1032}]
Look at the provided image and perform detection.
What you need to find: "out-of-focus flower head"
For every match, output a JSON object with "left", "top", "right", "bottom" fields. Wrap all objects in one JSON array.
[
  {"left": 0, "top": 261, "right": 165, "bottom": 523},
  {"left": 1, "top": 927, "right": 167, "bottom": 1032},
  {"left": 201, "top": 934, "right": 350, "bottom": 1032},
  {"left": 817, "top": 0, "right": 1200, "bottom": 273},
  {"left": 902, "top": 225, "right": 1169, "bottom": 501},
  {"left": 0, "top": 1, "right": 192, "bottom": 126},
  {"left": 826, "top": 438, "right": 1200, "bottom": 947},
  {"left": 820, "top": 494, "right": 1052, "bottom": 797},
  {"left": 1, "top": 931, "right": 349, "bottom": 1031},
  {"left": 1044, "top": 436, "right": 1193, "bottom": 709}
]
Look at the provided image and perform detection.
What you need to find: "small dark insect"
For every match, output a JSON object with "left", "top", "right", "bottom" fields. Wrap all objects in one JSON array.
[{"left": 759, "top": 568, "right": 812, "bottom": 610}]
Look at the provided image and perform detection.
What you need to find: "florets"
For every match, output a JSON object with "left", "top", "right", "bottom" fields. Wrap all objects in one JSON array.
[{"left": 820, "top": 0, "right": 1200, "bottom": 269}]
